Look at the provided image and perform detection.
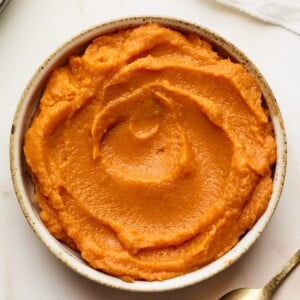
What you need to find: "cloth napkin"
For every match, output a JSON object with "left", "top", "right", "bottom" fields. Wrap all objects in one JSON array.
[{"left": 217, "top": 0, "right": 300, "bottom": 35}]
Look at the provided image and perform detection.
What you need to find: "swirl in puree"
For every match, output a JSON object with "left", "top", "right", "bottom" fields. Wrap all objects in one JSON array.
[{"left": 24, "top": 23, "right": 276, "bottom": 281}]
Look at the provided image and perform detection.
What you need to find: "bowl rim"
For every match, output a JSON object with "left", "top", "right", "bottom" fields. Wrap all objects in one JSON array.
[{"left": 10, "top": 15, "right": 287, "bottom": 292}]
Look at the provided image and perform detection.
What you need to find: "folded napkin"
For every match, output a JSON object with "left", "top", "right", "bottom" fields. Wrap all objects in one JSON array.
[{"left": 217, "top": 0, "right": 300, "bottom": 35}]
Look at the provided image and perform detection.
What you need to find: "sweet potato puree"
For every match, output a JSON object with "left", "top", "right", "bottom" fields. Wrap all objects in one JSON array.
[{"left": 24, "top": 23, "right": 276, "bottom": 281}]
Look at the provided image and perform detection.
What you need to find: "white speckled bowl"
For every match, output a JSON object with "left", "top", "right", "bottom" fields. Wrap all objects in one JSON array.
[{"left": 10, "top": 16, "right": 287, "bottom": 292}]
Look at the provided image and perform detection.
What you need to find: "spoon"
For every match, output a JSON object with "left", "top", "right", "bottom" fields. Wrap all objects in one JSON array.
[{"left": 219, "top": 249, "right": 300, "bottom": 300}]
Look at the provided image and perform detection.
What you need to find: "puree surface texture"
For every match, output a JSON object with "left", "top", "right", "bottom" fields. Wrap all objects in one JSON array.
[{"left": 24, "top": 23, "right": 276, "bottom": 281}]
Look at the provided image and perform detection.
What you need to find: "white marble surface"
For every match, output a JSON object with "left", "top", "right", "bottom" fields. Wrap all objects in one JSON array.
[{"left": 0, "top": 1, "right": 299, "bottom": 299}]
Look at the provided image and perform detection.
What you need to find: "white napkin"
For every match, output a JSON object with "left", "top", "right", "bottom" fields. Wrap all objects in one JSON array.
[{"left": 217, "top": 0, "right": 300, "bottom": 35}]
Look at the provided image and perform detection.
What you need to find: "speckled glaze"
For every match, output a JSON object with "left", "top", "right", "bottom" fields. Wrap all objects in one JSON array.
[{"left": 9, "top": 16, "right": 287, "bottom": 292}]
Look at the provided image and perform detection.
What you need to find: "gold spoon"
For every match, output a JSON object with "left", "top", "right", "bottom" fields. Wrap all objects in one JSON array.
[{"left": 219, "top": 249, "right": 300, "bottom": 300}]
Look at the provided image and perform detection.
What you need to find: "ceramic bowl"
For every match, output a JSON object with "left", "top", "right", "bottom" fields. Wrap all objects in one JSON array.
[{"left": 10, "top": 16, "right": 287, "bottom": 292}]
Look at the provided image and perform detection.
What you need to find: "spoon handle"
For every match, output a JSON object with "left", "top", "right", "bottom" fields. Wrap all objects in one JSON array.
[{"left": 263, "top": 249, "right": 300, "bottom": 297}]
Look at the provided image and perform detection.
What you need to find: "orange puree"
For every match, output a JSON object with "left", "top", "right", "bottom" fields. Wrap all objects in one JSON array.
[{"left": 24, "top": 23, "right": 276, "bottom": 281}]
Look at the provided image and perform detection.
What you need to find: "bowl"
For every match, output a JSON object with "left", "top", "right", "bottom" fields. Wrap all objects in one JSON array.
[{"left": 10, "top": 16, "right": 287, "bottom": 292}]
